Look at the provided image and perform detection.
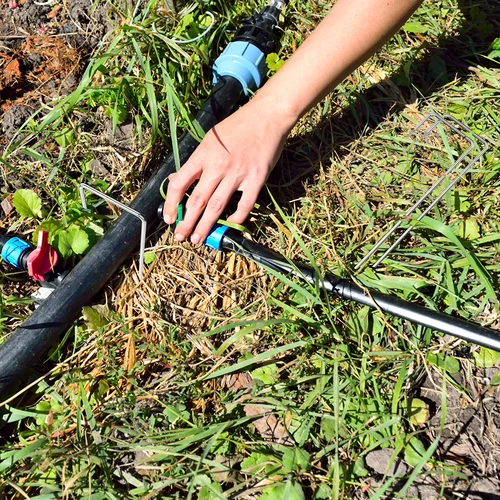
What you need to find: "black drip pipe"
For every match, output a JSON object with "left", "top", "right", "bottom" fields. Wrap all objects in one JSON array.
[
  {"left": 0, "top": 232, "right": 9, "bottom": 249},
  {"left": 221, "top": 229, "right": 500, "bottom": 352},
  {"left": 0, "top": 76, "right": 245, "bottom": 396}
]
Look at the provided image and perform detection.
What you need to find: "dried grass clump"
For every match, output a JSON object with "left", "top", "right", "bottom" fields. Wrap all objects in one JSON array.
[
  {"left": 58, "top": 230, "right": 274, "bottom": 390},
  {"left": 114, "top": 229, "right": 272, "bottom": 347}
]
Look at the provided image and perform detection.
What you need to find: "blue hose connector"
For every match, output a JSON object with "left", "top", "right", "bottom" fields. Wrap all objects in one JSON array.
[
  {"left": 205, "top": 225, "right": 230, "bottom": 251},
  {"left": 213, "top": 41, "right": 266, "bottom": 95},
  {"left": 1, "top": 237, "right": 31, "bottom": 269}
]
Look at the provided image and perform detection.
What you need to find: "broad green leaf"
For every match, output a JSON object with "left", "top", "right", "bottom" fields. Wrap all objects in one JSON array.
[
  {"left": 407, "top": 398, "right": 430, "bottom": 426},
  {"left": 456, "top": 218, "right": 481, "bottom": 241},
  {"left": 320, "top": 417, "right": 336, "bottom": 442},
  {"left": 240, "top": 452, "right": 281, "bottom": 476},
  {"left": 54, "top": 231, "right": 71, "bottom": 258},
  {"left": 198, "top": 483, "right": 223, "bottom": 500},
  {"left": 211, "top": 432, "right": 231, "bottom": 456},
  {"left": 34, "top": 218, "right": 62, "bottom": 245},
  {"left": 56, "top": 226, "right": 89, "bottom": 257},
  {"left": 54, "top": 127, "right": 75, "bottom": 146},
  {"left": 252, "top": 363, "right": 279, "bottom": 385},
  {"left": 13, "top": 189, "right": 42, "bottom": 218},
  {"left": 163, "top": 403, "right": 190, "bottom": 424},
  {"left": 288, "top": 413, "right": 314, "bottom": 447},
  {"left": 363, "top": 273, "right": 428, "bottom": 291},
  {"left": 68, "top": 226, "right": 89, "bottom": 254},
  {"left": 104, "top": 102, "right": 128, "bottom": 125},
  {"left": 200, "top": 15, "right": 212, "bottom": 28},
  {"left": 453, "top": 190, "right": 471, "bottom": 212},
  {"left": 473, "top": 347, "right": 500, "bottom": 368},
  {"left": 490, "top": 38, "right": 500, "bottom": 50},
  {"left": 353, "top": 456, "right": 370, "bottom": 477},
  {"left": 314, "top": 483, "right": 333, "bottom": 499},
  {"left": 490, "top": 371, "right": 500, "bottom": 386},
  {"left": 177, "top": 13, "right": 195, "bottom": 34},
  {"left": 144, "top": 252, "right": 156, "bottom": 265},
  {"left": 82, "top": 305, "right": 109, "bottom": 330},
  {"left": 427, "top": 352, "right": 460, "bottom": 374},
  {"left": 398, "top": 435, "right": 441, "bottom": 495},
  {"left": 260, "top": 481, "right": 305, "bottom": 500},
  {"left": 240, "top": 453, "right": 266, "bottom": 473},
  {"left": 282, "top": 447, "right": 311, "bottom": 473},
  {"left": 403, "top": 21, "right": 428, "bottom": 33},
  {"left": 266, "top": 53, "right": 285, "bottom": 73},
  {"left": 448, "top": 103, "right": 468, "bottom": 119},
  {"left": 404, "top": 437, "right": 426, "bottom": 467},
  {"left": 35, "top": 401, "right": 51, "bottom": 426}
]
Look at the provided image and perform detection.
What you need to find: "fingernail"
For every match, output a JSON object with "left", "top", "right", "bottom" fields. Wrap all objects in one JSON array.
[
  {"left": 164, "top": 214, "right": 172, "bottom": 225},
  {"left": 175, "top": 233, "right": 185, "bottom": 241},
  {"left": 191, "top": 233, "right": 200, "bottom": 244}
]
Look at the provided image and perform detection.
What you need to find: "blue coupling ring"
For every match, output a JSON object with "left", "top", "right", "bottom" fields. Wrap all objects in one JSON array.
[
  {"left": 213, "top": 41, "right": 266, "bottom": 95},
  {"left": 1, "top": 237, "right": 31, "bottom": 269},
  {"left": 205, "top": 225, "right": 230, "bottom": 251}
]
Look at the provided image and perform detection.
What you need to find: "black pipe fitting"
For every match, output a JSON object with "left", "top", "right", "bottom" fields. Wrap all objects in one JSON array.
[{"left": 233, "top": 6, "right": 282, "bottom": 55}]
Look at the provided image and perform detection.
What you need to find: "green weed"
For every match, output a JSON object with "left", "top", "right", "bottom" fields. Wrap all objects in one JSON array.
[{"left": 1, "top": 0, "right": 500, "bottom": 498}]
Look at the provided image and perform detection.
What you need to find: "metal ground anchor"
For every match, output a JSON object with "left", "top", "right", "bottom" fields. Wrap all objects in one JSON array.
[
  {"left": 355, "top": 112, "right": 488, "bottom": 271},
  {"left": 79, "top": 183, "right": 147, "bottom": 280}
]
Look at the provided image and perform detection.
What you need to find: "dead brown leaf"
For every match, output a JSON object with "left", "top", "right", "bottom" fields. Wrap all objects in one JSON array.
[
  {"left": 5, "top": 59, "right": 21, "bottom": 81},
  {"left": 48, "top": 4, "right": 62, "bottom": 19},
  {"left": 1, "top": 197, "right": 13, "bottom": 217},
  {"left": 244, "top": 404, "right": 293, "bottom": 445},
  {"left": 223, "top": 372, "right": 254, "bottom": 392}
]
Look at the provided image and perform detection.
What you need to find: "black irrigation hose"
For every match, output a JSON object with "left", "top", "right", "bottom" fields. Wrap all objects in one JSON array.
[
  {"left": 221, "top": 229, "right": 500, "bottom": 352},
  {"left": 0, "top": 232, "right": 9, "bottom": 249},
  {"left": 0, "top": 76, "right": 245, "bottom": 397}
]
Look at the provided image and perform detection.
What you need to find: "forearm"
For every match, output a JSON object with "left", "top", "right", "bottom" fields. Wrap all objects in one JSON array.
[
  {"left": 254, "top": 0, "right": 423, "bottom": 129},
  {"left": 164, "top": 0, "right": 424, "bottom": 242}
]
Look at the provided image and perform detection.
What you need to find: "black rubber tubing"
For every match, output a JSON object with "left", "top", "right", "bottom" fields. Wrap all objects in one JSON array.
[
  {"left": 0, "top": 76, "right": 245, "bottom": 397},
  {"left": 221, "top": 229, "right": 500, "bottom": 352},
  {"left": 0, "top": 232, "right": 10, "bottom": 249}
]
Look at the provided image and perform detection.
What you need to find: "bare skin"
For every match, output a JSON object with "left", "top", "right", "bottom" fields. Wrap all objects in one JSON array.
[{"left": 164, "top": 0, "right": 423, "bottom": 244}]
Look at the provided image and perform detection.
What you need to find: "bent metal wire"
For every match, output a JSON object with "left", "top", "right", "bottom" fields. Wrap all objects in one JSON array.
[
  {"left": 355, "top": 113, "right": 489, "bottom": 270},
  {"left": 79, "top": 183, "right": 148, "bottom": 280}
]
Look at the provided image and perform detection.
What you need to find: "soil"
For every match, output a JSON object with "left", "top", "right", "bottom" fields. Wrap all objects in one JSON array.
[
  {"left": 0, "top": 0, "right": 111, "bottom": 141},
  {"left": 418, "top": 368, "right": 500, "bottom": 497},
  {"left": 356, "top": 365, "right": 500, "bottom": 499}
]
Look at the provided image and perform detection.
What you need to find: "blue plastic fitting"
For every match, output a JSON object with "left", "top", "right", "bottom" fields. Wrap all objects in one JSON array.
[
  {"left": 213, "top": 41, "right": 266, "bottom": 95},
  {"left": 205, "top": 225, "right": 230, "bottom": 251},
  {"left": 1, "top": 237, "right": 31, "bottom": 269}
]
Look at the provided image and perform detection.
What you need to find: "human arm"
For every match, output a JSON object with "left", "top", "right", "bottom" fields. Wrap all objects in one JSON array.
[{"left": 163, "top": 0, "right": 423, "bottom": 243}]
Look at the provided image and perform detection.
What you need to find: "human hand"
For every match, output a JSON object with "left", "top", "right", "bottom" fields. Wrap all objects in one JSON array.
[{"left": 163, "top": 94, "right": 296, "bottom": 244}]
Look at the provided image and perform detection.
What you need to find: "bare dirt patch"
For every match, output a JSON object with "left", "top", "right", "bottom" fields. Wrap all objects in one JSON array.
[{"left": 1, "top": 0, "right": 111, "bottom": 142}]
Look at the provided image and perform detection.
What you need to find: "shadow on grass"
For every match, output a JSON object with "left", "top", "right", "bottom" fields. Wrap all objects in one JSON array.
[{"left": 266, "top": 0, "right": 499, "bottom": 208}]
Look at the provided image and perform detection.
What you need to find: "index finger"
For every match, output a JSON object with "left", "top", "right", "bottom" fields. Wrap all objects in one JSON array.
[{"left": 163, "top": 162, "right": 201, "bottom": 224}]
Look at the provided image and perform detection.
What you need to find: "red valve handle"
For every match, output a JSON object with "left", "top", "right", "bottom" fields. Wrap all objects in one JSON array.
[{"left": 27, "top": 230, "right": 59, "bottom": 281}]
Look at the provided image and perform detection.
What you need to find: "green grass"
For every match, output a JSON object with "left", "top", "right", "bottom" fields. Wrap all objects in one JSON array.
[{"left": 1, "top": 0, "right": 500, "bottom": 498}]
